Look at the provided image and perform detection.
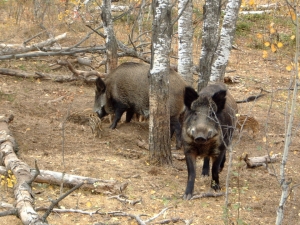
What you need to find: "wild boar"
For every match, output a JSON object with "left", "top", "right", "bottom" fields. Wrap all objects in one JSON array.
[
  {"left": 94, "top": 62, "right": 187, "bottom": 149},
  {"left": 182, "top": 83, "right": 238, "bottom": 200}
]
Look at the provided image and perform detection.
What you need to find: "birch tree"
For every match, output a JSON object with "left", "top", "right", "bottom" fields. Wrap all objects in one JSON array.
[
  {"left": 198, "top": 0, "right": 241, "bottom": 89},
  {"left": 198, "top": 0, "right": 221, "bottom": 91},
  {"left": 210, "top": 0, "right": 242, "bottom": 82},
  {"left": 178, "top": 0, "right": 193, "bottom": 85},
  {"left": 149, "top": 0, "right": 173, "bottom": 165},
  {"left": 101, "top": 0, "right": 118, "bottom": 73},
  {"left": 276, "top": 4, "right": 299, "bottom": 224}
]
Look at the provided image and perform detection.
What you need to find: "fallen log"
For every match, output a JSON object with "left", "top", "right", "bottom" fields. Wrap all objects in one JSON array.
[
  {"left": 33, "top": 169, "right": 128, "bottom": 194},
  {"left": 0, "top": 68, "right": 98, "bottom": 83},
  {"left": 0, "top": 33, "right": 67, "bottom": 55},
  {"left": 0, "top": 114, "right": 48, "bottom": 225},
  {"left": 0, "top": 166, "right": 127, "bottom": 194},
  {"left": 243, "top": 153, "right": 278, "bottom": 168}
]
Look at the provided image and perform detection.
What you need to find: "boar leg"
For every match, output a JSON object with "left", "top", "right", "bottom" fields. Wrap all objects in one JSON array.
[
  {"left": 170, "top": 117, "right": 182, "bottom": 149},
  {"left": 202, "top": 155, "right": 225, "bottom": 176},
  {"left": 125, "top": 108, "right": 135, "bottom": 123},
  {"left": 110, "top": 108, "right": 126, "bottom": 129},
  {"left": 211, "top": 149, "right": 226, "bottom": 191},
  {"left": 202, "top": 157, "right": 210, "bottom": 176},
  {"left": 183, "top": 151, "right": 197, "bottom": 200},
  {"left": 219, "top": 153, "right": 226, "bottom": 173}
]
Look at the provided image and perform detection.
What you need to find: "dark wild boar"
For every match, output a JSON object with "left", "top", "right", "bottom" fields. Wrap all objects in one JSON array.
[
  {"left": 94, "top": 62, "right": 187, "bottom": 149},
  {"left": 182, "top": 83, "right": 238, "bottom": 200}
]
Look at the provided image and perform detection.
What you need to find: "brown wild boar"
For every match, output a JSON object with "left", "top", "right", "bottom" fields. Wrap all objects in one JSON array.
[
  {"left": 182, "top": 83, "right": 238, "bottom": 200},
  {"left": 94, "top": 62, "right": 187, "bottom": 149}
]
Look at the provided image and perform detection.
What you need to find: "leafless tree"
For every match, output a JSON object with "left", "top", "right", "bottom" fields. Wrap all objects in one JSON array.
[
  {"left": 149, "top": 0, "right": 173, "bottom": 165},
  {"left": 101, "top": 0, "right": 118, "bottom": 73},
  {"left": 178, "top": 0, "right": 193, "bottom": 85},
  {"left": 198, "top": 0, "right": 241, "bottom": 90}
]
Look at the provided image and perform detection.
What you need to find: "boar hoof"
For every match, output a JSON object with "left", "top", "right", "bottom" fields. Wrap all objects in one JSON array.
[
  {"left": 183, "top": 193, "right": 193, "bottom": 200},
  {"left": 201, "top": 169, "right": 209, "bottom": 176},
  {"left": 211, "top": 180, "right": 221, "bottom": 191}
]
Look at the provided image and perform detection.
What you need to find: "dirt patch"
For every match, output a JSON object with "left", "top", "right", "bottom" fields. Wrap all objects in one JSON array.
[{"left": 1, "top": 48, "right": 300, "bottom": 225}]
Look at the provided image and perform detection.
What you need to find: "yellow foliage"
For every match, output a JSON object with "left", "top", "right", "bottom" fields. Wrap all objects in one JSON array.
[
  {"left": 249, "top": 0, "right": 255, "bottom": 6},
  {"left": 86, "top": 201, "right": 92, "bottom": 208},
  {"left": 291, "top": 35, "right": 295, "bottom": 40},
  {"left": 277, "top": 42, "right": 283, "bottom": 48},
  {"left": 271, "top": 44, "right": 277, "bottom": 52},
  {"left": 262, "top": 51, "right": 268, "bottom": 59},
  {"left": 7, "top": 178, "right": 13, "bottom": 188},
  {"left": 289, "top": 11, "right": 296, "bottom": 21},
  {"left": 256, "top": 33, "right": 263, "bottom": 39},
  {"left": 264, "top": 42, "right": 270, "bottom": 47},
  {"left": 286, "top": 65, "right": 292, "bottom": 71},
  {"left": 270, "top": 27, "right": 276, "bottom": 34}
]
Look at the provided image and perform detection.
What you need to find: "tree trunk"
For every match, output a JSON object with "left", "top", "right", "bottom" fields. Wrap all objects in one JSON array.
[
  {"left": 149, "top": 0, "right": 173, "bottom": 165},
  {"left": 210, "top": 0, "right": 242, "bottom": 82},
  {"left": 198, "top": 0, "right": 221, "bottom": 91},
  {"left": 101, "top": 0, "right": 118, "bottom": 73},
  {"left": 178, "top": 0, "right": 194, "bottom": 86}
]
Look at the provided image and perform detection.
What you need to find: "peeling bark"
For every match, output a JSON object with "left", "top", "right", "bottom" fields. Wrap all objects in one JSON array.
[
  {"left": 101, "top": 0, "right": 118, "bottom": 73},
  {"left": 0, "top": 68, "right": 100, "bottom": 83},
  {"left": 0, "top": 114, "right": 48, "bottom": 225},
  {"left": 0, "top": 33, "right": 66, "bottom": 55},
  {"left": 149, "top": 0, "right": 173, "bottom": 165},
  {"left": 178, "top": 0, "right": 193, "bottom": 85},
  {"left": 198, "top": 0, "right": 221, "bottom": 91},
  {"left": 210, "top": 0, "right": 242, "bottom": 82}
]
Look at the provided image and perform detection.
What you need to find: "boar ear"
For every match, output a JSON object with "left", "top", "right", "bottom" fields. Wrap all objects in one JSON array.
[
  {"left": 184, "top": 86, "right": 199, "bottom": 109},
  {"left": 212, "top": 89, "right": 227, "bottom": 113},
  {"left": 95, "top": 77, "right": 106, "bottom": 93}
]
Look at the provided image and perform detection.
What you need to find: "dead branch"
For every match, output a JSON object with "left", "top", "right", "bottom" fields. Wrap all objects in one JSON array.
[
  {"left": 243, "top": 154, "right": 279, "bottom": 168},
  {"left": 0, "top": 114, "right": 48, "bottom": 225},
  {"left": 56, "top": 59, "right": 105, "bottom": 78},
  {"left": 0, "top": 68, "right": 97, "bottom": 83},
  {"left": 156, "top": 218, "right": 181, "bottom": 224},
  {"left": 0, "top": 46, "right": 106, "bottom": 60},
  {"left": 137, "top": 139, "right": 149, "bottom": 150},
  {"left": 46, "top": 96, "right": 65, "bottom": 104},
  {"left": 108, "top": 194, "right": 142, "bottom": 205},
  {"left": 0, "top": 165, "right": 126, "bottom": 194},
  {"left": 0, "top": 33, "right": 67, "bottom": 55},
  {"left": 190, "top": 192, "right": 224, "bottom": 200},
  {"left": 107, "top": 207, "right": 171, "bottom": 225},
  {"left": 41, "top": 182, "right": 84, "bottom": 222},
  {"left": 0, "top": 202, "right": 14, "bottom": 209}
]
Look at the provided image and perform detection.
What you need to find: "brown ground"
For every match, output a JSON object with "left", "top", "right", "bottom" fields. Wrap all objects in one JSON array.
[
  {"left": 1, "top": 3, "right": 300, "bottom": 225},
  {"left": 1, "top": 47, "right": 300, "bottom": 225}
]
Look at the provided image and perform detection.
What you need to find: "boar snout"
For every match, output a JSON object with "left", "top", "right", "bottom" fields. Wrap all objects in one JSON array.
[
  {"left": 94, "top": 108, "right": 107, "bottom": 119},
  {"left": 188, "top": 127, "right": 217, "bottom": 143}
]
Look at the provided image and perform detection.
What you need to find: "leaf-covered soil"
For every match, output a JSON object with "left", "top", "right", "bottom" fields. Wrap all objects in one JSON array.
[
  {"left": 1, "top": 2, "right": 300, "bottom": 224},
  {"left": 1, "top": 47, "right": 300, "bottom": 225}
]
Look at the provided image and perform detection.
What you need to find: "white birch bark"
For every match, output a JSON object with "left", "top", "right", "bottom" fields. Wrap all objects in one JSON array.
[
  {"left": 178, "top": 0, "right": 193, "bottom": 85},
  {"left": 101, "top": 0, "right": 118, "bottom": 73},
  {"left": 149, "top": 0, "right": 172, "bottom": 164},
  {"left": 276, "top": 9, "right": 299, "bottom": 225},
  {"left": 210, "top": 0, "right": 242, "bottom": 82},
  {"left": 198, "top": 0, "right": 221, "bottom": 91}
]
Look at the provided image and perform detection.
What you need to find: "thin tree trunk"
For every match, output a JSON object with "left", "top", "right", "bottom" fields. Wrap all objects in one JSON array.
[
  {"left": 276, "top": 8, "right": 299, "bottom": 224},
  {"left": 210, "top": 0, "right": 242, "bottom": 82},
  {"left": 178, "top": 0, "right": 193, "bottom": 85},
  {"left": 101, "top": 0, "right": 118, "bottom": 73},
  {"left": 198, "top": 0, "right": 221, "bottom": 91},
  {"left": 149, "top": 0, "right": 172, "bottom": 165}
]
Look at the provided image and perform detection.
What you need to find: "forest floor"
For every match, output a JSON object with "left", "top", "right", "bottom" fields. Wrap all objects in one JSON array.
[{"left": 1, "top": 3, "right": 300, "bottom": 225}]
